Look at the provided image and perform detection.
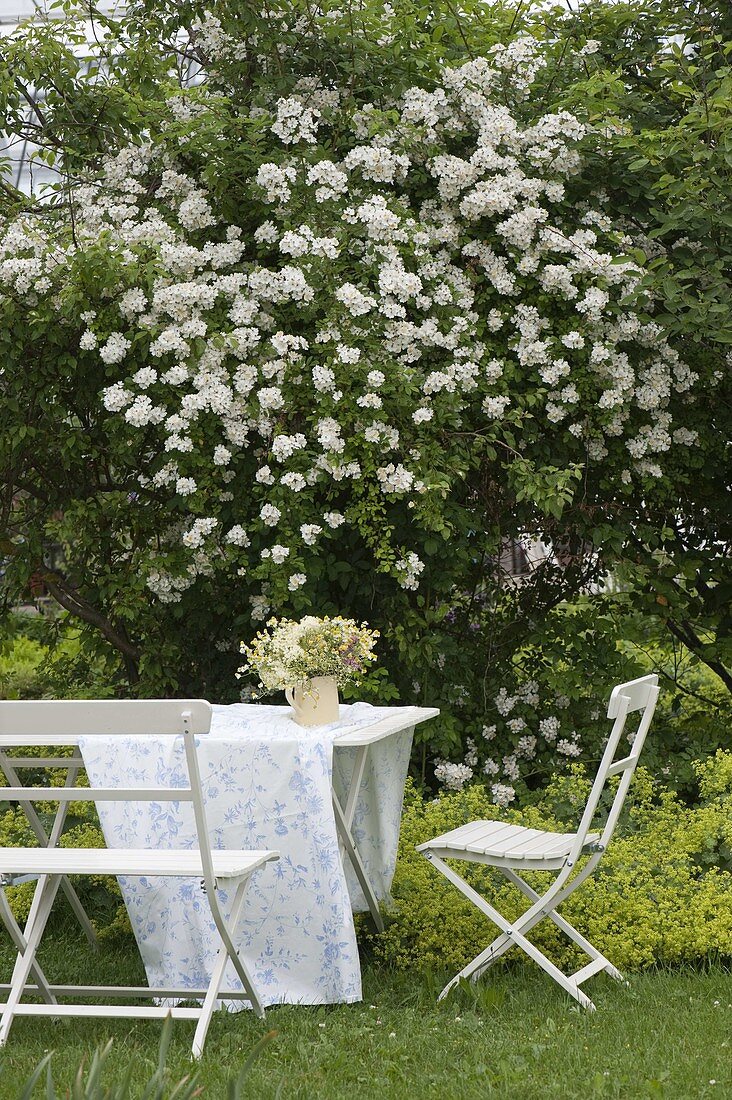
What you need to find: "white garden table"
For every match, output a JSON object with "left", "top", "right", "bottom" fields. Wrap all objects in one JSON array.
[
  {"left": 330, "top": 705, "right": 439, "bottom": 931},
  {"left": 22, "top": 701, "right": 438, "bottom": 1008}
]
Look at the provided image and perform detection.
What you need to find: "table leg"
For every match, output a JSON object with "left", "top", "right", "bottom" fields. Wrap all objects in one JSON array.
[{"left": 332, "top": 745, "right": 384, "bottom": 932}]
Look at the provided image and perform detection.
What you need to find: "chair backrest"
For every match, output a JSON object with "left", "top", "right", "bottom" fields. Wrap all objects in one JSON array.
[
  {"left": 0, "top": 699, "right": 218, "bottom": 889},
  {"left": 569, "top": 674, "right": 659, "bottom": 863}
]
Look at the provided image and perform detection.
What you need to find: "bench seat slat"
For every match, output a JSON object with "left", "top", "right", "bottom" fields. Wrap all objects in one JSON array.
[{"left": 0, "top": 848, "right": 278, "bottom": 879}]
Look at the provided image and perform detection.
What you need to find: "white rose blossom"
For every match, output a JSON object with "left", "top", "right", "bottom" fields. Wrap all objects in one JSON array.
[{"left": 0, "top": 40, "right": 703, "bottom": 613}]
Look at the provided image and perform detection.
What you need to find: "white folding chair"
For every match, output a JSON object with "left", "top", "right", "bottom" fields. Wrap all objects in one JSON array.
[
  {"left": 418, "top": 674, "right": 659, "bottom": 1010},
  {"left": 0, "top": 699, "right": 279, "bottom": 1057}
]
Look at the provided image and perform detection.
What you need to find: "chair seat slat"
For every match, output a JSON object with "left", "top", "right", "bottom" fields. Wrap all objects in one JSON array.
[
  {"left": 424, "top": 822, "right": 601, "bottom": 862},
  {"left": 431, "top": 820, "right": 499, "bottom": 846},
  {"left": 464, "top": 827, "right": 567, "bottom": 858},
  {"left": 496, "top": 828, "right": 550, "bottom": 857},
  {"left": 457, "top": 821, "right": 519, "bottom": 849},
  {"left": 501, "top": 831, "right": 571, "bottom": 858},
  {"left": 423, "top": 820, "right": 516, "bottom": 851}
]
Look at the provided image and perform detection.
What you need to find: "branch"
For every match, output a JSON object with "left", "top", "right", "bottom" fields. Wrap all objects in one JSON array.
[
  {"left": 441, "top": 0, "right": 474, "bottom": 58},
  {"left": 659, "top": 663, "right": 723, "bottom": 708},
  {"left": 665, "top": 617, "right": 732, "bottom": 693},
  {"left": 42, "top": 571, "right": 141, "bottom": 669},
  {"left": 13, "top": 77, "right": 51, "bottom": 130},
  {"left": 626, "top": 638, "right": 723, "bottom": 709}
]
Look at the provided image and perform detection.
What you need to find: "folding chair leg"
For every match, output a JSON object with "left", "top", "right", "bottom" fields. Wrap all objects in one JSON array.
[
  {"left": 464, "top": 860, "right": 603, "bottom": 987},
  {"left": 501, "top": 868, "right": 624, "bottom": 983},
  {"left": 0, "top": 751, "right": 96, "bottom": 948},
  {"left": 425, "top": 855, "right": 596, "bottom": 1011},
  {"left": 5, "top": 865, "right": 66, "bottom": 1010},
  {"left": 0, "top": 889, "right": 55, "bottom": 1005},
  {"left": 191, "top": 875, "right": 263, "bottom": 1059},
  {"left": 0, "top": 874, "right": 61, "bottom": 1046}
]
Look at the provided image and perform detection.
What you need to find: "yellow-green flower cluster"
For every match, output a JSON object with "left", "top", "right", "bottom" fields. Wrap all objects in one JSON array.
[{"left": 240, "top": 615, "right": 379, "bottom": 691}]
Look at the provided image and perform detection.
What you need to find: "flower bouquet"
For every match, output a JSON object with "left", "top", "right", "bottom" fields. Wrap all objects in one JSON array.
[{"left": 240, "top": 616, "right": 379, "bottom": 726}]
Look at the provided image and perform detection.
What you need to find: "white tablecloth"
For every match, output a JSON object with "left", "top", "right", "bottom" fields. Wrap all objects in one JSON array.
[{"left": 79, "top": 703, "right": 415, "bottom": 1007}]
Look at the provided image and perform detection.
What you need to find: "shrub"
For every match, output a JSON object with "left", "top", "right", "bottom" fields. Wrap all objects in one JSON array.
[
  {"left": 0, "top": 634, "right": 48, "bottom": 699},
  {"left": 363, "top": 753, "right": 732, "bottom": 975},
  {"left": 0, "top": 614, "right": 120, "bottom": 701},
  {"left": 415, "top": 596, "right": 732, "bottom": 803},
  {"left": 1, "top": 1, "right": 726, "bottom": 746}
]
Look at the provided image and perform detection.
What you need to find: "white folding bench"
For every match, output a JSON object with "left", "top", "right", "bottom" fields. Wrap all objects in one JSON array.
[
  {"left": 0, "top": 699, "right": 279, "bottom": 1057},
  {"left": 418, "top": 675, "right": 659, "bottom": 1010}
]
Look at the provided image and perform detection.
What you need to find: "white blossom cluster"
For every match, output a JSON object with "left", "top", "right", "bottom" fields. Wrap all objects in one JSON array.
[
  {"left": 0, "top": 40, "right": 704, "bottom": 606},
  {"left": 431, "top": 671, "right": 592, "bottom": 800},
  {"left": 395, "top": 551, "right": 425, "bottom": 591},
  {"left": 433, "top": 759, "right": 474, "bottom": 791}
]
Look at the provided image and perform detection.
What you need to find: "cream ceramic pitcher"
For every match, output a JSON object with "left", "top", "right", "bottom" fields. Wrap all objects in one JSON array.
[{"left": 285, "top": 676, "right": 340, "bottom": 727}]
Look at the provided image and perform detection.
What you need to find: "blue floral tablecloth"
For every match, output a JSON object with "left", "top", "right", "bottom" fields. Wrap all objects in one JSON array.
[{"left": 79, "top": 702, "right": 415, "bottom": 1007}]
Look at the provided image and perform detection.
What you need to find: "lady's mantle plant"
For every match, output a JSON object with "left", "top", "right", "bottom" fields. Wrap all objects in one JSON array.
[{"left": 241, "top": 616, "right": 378, "bottom": 692}]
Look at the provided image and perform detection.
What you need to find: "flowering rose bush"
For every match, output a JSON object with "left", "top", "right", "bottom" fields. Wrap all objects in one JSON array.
[
  {"left": 0, "top": 1, "right": 727, "bottom": 799},
  {"left": 2, "top": 40, "right": 701, "bottom": 612}
]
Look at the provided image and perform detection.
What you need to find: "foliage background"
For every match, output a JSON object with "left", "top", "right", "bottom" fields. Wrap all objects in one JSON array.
[
  {"left": 0, "top": 0, "right": 729, "bottom": 799},
  {"left": 360, "top": 751, "right": 732, "bottom": 973}
]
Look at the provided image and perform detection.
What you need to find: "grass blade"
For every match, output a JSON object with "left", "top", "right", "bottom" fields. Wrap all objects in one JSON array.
[{"left": 17, "top": 1052, "right": 54, "bottom": 1100}]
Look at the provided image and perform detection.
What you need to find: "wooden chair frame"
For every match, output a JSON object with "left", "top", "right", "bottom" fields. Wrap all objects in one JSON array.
[{"left": 418, "top": 675, "right": 660, "bottom": 1010}]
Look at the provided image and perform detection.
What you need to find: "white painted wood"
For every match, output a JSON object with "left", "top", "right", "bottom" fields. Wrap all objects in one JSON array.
[
  {"left": 0, "top": 849, "right": 275, "bottom": 879},
  {"left": 571, "top": 957, "right": 609, "bottom": 986},
  {"left": 0, "top": 747, "right": 98, "bottom": 947},
  {"left": 0, "top": 873, "right": 61, "bottom": 1044},
  {"left": 0, "top": 984, "right": 257, "bottom": 999},
  {"left": 331, "top": 706, "right": 440, "bottom": 932},
  {"left": 332, "top": 707, "right": 439, "bottom": 747},
  {"left": 0, "top": 890, "right": 55, "bottom": 1004},
  {"left": 0, "top": 698, "right": 279, "bottom": 1056},
  {"left": 417, "top": 820, "right": 514, "bottom": 851},
  {"left": 0, "top": 699, "right": 212, "bottom": 739},
  {"left": 343, "top": 746, "right": 368, "bottom": 830},
  {"left": 607, "top": 675, "right": 657, "bottom": 718},
  {"left": 191, "top": 876, "right": 253, "bottom": 1058},
  {"left": 419, "top": 675, "right": 659, "bottom": 1010},
  {"left": 606, "top": 754, "right": 637, "bottom": 777},
  {"left": 9, "top": 1004, "right": 204, "bottom": 1020},
  {"left": 419, "top": 821, "right": 599, "bottom": 865},
  {"left": 1, "top": 787, "right": 193, "bottom": 801},
  {"left": 0, "top": 757, "right": 81, "bottom": 768},
  {"left": 332, "top": 792, "right": 385, "bottom": 933}
]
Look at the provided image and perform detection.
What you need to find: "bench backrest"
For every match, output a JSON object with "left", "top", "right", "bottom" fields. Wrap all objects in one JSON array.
[
  {"left": 0, "top": 699, "right": 217, "bottom": 889},
  {"left": 0, "top": 699, "right": 211, "bottom": 743}
]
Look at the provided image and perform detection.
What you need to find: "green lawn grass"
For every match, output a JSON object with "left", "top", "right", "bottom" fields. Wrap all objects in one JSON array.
[{"left": 0, "top": 928, "right": 729, "bottom": 1099}]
